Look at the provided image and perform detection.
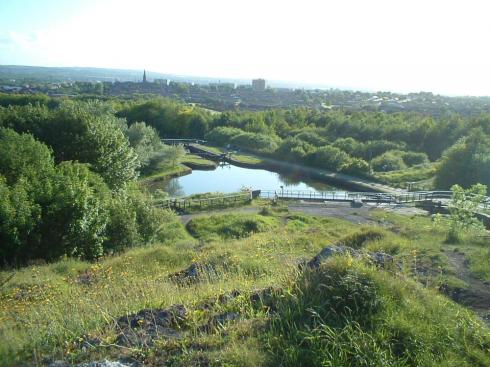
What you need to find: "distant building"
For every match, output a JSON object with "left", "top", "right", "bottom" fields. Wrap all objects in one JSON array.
[
  {"left": 143, "top": 70, "right": 147, "bottom": 83},
  {"left": 154, "top": 78, "right": 170, "bottom": 85},
  {"left": 252, "top": 78, "right": 266, "bottom": 92}
]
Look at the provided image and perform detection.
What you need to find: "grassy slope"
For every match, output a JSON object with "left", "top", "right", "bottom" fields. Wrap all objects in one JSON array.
[
  {"left": 1, "top": 205, "right": 489, "bottom": 366},
  {"left": 139, "top": 163, "right": 191, "bottom": 182},
  {"left": 373, "top": 163, "right": 437, "bottom": 189},
  {"left": 181, "top": 154, "right": 217, "bottom": 168},
  {"left": 229, "top": 153, "right": 264, "bottom": 165}
]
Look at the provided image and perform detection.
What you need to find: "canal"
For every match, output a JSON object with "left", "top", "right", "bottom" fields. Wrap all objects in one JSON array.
[{"left": 161, "top": 163, "right": 341, "bottom": 197}]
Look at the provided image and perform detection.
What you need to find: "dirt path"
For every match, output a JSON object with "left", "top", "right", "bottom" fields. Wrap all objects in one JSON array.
[
  {"left": 180, "top": 201, "right": 428, "bottom": 226},
  {"left": 444, "top": 249, "right": 490, "bottom": 324}
]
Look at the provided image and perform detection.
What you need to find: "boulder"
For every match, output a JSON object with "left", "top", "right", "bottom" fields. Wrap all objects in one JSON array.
[{"left": 308, "top": 245, "right": 396, "bottom": 269}]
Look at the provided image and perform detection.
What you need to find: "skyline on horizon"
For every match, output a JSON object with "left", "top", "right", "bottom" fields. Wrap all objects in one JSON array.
[{"left": 1, "top": 0, "right": 490, "bottom": 96}]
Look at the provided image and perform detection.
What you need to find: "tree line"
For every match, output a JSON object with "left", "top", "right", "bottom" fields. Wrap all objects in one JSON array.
[{"left": 117, "top": 98, "right": 490, "bottom": 189}]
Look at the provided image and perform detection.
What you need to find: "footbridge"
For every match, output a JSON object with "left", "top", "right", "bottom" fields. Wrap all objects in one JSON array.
[{"left": 259, "top": 190, "right": 460, "bottom": 204}]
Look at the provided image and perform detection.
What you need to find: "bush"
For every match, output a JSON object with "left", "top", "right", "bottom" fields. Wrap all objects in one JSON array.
[
  {"left": 0, "top": 129, "right": 178, "bottom": 264},
  {"left": 400, "top": 151, "right": 429, "bottom": 166},
  {"left": 205, "top": 126, "right": 243, "bottom": 146},
  {"left": 267, "top": 256, "right": 490, "bottom": 367},
  {"left": 186, "top": 214, "right": 278, "bottom": 240},
  {"left": 230, "top": 131, "right": 280, "bottom": 153},
  {"left": 275, "top": 137, "right": 315, "bottom": 161},
  {"left": 435, "top": 131, "right": 490, "bottom": 190},
  {"left": 341, "top": 157, "right": 370, "bottom": 175},
  {"left": 307, "top": 145, "right": 352, "bottom": 171},
  {"left": 371, "top": 151, "right": 407, "bottom": 172},
  {"left": 294, "top": 131, "right": 328, "bottom": 146}
]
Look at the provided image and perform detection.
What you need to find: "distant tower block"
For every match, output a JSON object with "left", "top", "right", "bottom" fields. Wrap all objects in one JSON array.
[
  {"left": 252, "top": 78, "right": 266, "bottom": 92},
  {"left": 143, "top": 69, "right": 147, "bottom": 83}
]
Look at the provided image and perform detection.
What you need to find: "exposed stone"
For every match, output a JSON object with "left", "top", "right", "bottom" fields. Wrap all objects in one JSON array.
[
  {"left": 307, "top": 245, "right": 359, "bottom": 268},
  {"left": 170, "top": 262, "right": 214, "bottom": 282},
  {"left": 200, "top": 312, "right": 241, "bottom": 332},
  {"left": 250, "top": 286, "right": 282, "bottom": 313},
  {"left": 115, "top": 305, "right": 186, "bottom": 347},
  {"left": 308, "top": 245, "right": 396, "bottom": 269}
]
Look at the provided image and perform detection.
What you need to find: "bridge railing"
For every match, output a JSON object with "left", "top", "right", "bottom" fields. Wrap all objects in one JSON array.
[
  {"left": 259, "top": 189, "right": 461, "bottom": 204},
  {"left": 154, "top": 192, "right": 252, "bottom": 211}
]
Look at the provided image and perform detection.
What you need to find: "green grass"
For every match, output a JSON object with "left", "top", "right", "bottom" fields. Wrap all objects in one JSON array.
[
  {"left": 464, "top": 247, "right": 490, "bottom": 282},
  {"left": 186, "top": 213, "right": 280, "bottom": 241},
  {"left": 1, "top": 207, "right": 489, "bottom": 366},
  {"left": 374, "top": 163, "right": 437, "bottom": 189},
  {"left": 266, "top": 256, "right": 490, "bottom": 367},
  {"left": 140, "top": 163, "right": 190, "bottom": 183},
  {"left": 230, "top": 153, "right": 264, "bottom": 165},
  {"left": 181, "top": 154, "right": 217, "bottom": 168},
  {"left": 195, "top": 144, "right": 224, "bottom": 154}
]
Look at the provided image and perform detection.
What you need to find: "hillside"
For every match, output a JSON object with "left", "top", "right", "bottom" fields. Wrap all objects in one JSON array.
[{"left": 1, "top": 202, "right": 489, "bottom": 366}]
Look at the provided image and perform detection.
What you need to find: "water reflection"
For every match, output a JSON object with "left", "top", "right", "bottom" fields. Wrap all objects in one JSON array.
[
  {"left": 164, "top": 179, "right": 185, "bottom": 197},
  {"left": 159, "top": 164, "right": 338, "bottom": 197}
]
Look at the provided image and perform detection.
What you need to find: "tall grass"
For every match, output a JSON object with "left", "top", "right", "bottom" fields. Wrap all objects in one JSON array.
[{"left": 1, "top": 208, "right": 489, "bottom": 366}]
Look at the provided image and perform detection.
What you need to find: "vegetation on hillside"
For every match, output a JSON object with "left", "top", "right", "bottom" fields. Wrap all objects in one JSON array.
[
  {"left": 116, "top": 97, "right": 490, "bottom": 190},
  {"left": 1, "top": 206, "right": 489, "bottom": 366}
]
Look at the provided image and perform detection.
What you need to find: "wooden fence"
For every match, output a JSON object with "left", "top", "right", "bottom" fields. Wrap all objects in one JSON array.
[{"left": 155, "top": 192, "right": 254, "bottom": 211}]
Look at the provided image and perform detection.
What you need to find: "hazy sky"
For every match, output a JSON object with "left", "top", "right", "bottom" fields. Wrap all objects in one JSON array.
[{"left": 1, "top": 0, "right": 490, "bottom": 95}]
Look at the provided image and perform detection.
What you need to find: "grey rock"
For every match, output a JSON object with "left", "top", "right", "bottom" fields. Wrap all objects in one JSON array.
[
  {"left": 200, "top": 312, "right": 241, "bottom": 332},
  {"left": 308, "top": 245, "right": 359, "bottom": 268},
  {"left": 170, "top": 262, "right": 214, "bottom": 282},
  {"left": 115, "top": 304, "right": 186, "bottom": 347},
  {"left": 308, "top": 245, "right": 396, "bottom": 269}
]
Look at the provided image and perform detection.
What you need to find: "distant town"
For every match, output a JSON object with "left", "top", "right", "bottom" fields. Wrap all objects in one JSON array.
[{"left": 1, "top": 65, "right": 490, "bottom": 116}]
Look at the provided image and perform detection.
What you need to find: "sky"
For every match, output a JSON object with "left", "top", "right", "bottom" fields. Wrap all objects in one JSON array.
[{"left": 1, "top": 0, "right": 490, "bottom": 95}]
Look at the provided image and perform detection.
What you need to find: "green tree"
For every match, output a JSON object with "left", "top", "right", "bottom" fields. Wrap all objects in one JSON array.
[
  {"left": 371, "top": 151, "right": 407, "bottom": 172},
  {"left": 125, "top": 121, "right": 163, "bottom": 168},
  {"left": 444, "top": 184, "right": 487, "bottom": 243},
  {"left": 166, "top": 144, "right": 186, "bottom": 167},
  {"left": 435, "top": 131, "right": 490, "bottom": 190},
  {"left": 43, "top": 162, "right": 110, "bottom": 260}
]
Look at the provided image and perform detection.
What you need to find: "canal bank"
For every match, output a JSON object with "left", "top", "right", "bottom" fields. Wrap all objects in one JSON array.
[{"left": 188, "top": 144, "right": 403, "bottom": 194}]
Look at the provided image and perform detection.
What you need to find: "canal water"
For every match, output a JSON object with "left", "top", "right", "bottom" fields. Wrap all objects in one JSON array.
[{"left": 162, "top": 163, "right": 339, "bottom": 197}]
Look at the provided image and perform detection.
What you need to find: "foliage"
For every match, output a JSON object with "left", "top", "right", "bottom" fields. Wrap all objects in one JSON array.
[
  {"left": 205, "top": 126, "right": 247, "bottom": 146},
  {"left": 266, "top": 257, "right": 490, "bottom": 367},
  {"left": 0, "top": 101, "right": 139, "bottom": 189},
  {"left": 124, "top": 121, "right": 163, "bottom": 168},
  {"left": 308, "top": 144, "right": 352, "bottom": 171},
  {"left": 117, "top": 98, "right": 211, "bottom": 138},
  {"left": 186, "top": 213, "right": 279, "bottom": 240},
  {"left": 445, "top": 184, "right": 487, "bottom": 243},
  {"left": 0, "top": 129, "right": 111, "bottom": 263},
  {"left": 371, "top": 151, "right": 407, "bottom": 172},
  {"left": 1, "top": 207, "right": 490, "bottom": 365},
  {"left": 230, "top": 131, "right": 280, "bottom": 153},
  {"left": 0, "top": 128, "right": 182, "bottom": 264},
  {"left": 435, "top": 130, "right": 490, "bottom": 190}
]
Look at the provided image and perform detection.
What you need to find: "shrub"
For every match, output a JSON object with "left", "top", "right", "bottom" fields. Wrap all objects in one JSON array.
[
  {"left": 267, "top": 256, "right": 490, "bottom": 367},
  {"left": 186, "top": 214, "right": 278, "bottom": 240},
  {"left": 371, "top": 151, "right": 407, "bottom": 172},
  {"left": 307, "top": 145, "right": 352, "bottom": 171},
  {"left": 230, "top": 131, "right": 280, "bottom": 153},
  {"left": 205, "top": 126, "right": 243, "bottom": 146},
  {"left": 400, "top": 151, "right": 429, "bottom": 166}
]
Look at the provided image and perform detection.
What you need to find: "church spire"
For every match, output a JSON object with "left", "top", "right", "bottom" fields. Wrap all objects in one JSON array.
[{"left": 143, "top": 69, "right": 147, "bottom": 83}]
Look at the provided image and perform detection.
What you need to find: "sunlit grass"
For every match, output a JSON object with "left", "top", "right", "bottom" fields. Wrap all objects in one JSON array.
[{"left": 1, "top": 207, "right": 489, "bottom": 366}]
